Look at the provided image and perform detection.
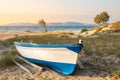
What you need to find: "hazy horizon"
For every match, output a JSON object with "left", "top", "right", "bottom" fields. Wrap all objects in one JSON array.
[{"left": 0, "top": 0, "right": 120, "bottom": 25}]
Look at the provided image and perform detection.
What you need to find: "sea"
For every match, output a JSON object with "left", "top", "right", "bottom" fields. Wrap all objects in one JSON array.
[{"left": 0, "top": 26, "right": 94, "bottom": 32}]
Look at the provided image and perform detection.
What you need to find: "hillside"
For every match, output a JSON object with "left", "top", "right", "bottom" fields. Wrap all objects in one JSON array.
[
  {"left": 110, "top": 21, "right": 120, "bottom": 30},
  {"left": 80, "top": 21, "right": 120, "bottom": 36}
]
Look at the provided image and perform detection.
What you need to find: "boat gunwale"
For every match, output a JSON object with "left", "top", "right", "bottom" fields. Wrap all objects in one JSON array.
[{"left": 14, "top": 42, "right": 82, "bottom": 48}]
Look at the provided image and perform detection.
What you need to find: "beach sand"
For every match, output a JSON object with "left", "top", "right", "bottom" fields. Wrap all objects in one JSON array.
[
  {"left": 0, "top": 32, "right": 33, "bottom": 40},
  {"left": 0, "top": 55, "right": 119, "bottom": 80},
  {"left": 0, "top": 31, "right": 120, "bottom": 80}
]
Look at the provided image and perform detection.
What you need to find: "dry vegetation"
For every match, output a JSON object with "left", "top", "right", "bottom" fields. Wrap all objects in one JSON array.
[
  {"left": 110, "top": 21, "right": 120, "bottom": 30},
  {"left": 0, "top": 31, "right": 120, "bottom": 80}
]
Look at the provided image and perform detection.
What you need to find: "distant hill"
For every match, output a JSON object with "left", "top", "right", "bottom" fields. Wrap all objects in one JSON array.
[
  {"left": 1, "top": 22, "right": 96, "bottom": 27},
  {"left": 47, "top": 22, "right": 96, "bottom": 26}
]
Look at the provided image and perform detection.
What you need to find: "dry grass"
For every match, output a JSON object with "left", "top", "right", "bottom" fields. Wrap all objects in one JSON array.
[
  {"left": 0, "top": 32, "right": 79, "bottom": 68},
  {"left": 0, "top": 31, "right": 120, "bottom": 73},
  {"left": 0, "top": 50, "right": 17, "bottom": 68},
  {"left": 81, "top": 33, "right": 120, "bottom": 57}
]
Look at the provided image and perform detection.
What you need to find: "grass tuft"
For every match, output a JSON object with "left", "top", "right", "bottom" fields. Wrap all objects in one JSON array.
[
  {"left": 0, "top": 50, "right": 17, "bottom": 68},
  {"left": 0, "top": 55, "right": 14, "bottom": 67}
]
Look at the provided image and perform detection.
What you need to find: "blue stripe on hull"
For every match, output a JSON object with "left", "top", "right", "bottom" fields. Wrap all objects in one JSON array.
[
  {"left": 15, "top": 42, "right": 83, "bottom": 54},
  {"left": 24, "top": 57, "right": 76, "bottom": 75},
  {"left": 66, "top": 44, "right": 83, "bottom": 53}
]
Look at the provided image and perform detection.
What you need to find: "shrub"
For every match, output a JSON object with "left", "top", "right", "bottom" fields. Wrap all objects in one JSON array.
[
  {"left": 81, "top": 28, "right": 88, "bottom": 32},
  {"left": 25, "top": 30, "right": 32, "bottom": 33}
]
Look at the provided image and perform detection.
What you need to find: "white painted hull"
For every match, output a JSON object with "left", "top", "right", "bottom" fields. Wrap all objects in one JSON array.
[{"left": 14, "top": 42, "right": 83, "bottom": 75}]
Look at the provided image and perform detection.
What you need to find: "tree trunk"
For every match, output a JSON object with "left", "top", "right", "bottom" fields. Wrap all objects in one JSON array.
[{"left": 44, "top": 26, "right": 47, "bottom": 32}]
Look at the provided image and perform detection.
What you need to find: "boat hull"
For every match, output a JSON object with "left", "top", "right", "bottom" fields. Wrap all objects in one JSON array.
[{"left": 14, "top": 42, "right": 83, "bottom": 75}]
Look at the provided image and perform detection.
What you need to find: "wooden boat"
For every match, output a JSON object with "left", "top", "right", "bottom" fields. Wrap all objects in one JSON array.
[{"left": 14, "top": 41, "right": 83, "bottom": 75}]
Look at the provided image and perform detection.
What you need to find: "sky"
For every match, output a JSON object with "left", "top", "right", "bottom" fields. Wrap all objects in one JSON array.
[{"left": 0, "top": 0, "right": 120, "bottom": 25}]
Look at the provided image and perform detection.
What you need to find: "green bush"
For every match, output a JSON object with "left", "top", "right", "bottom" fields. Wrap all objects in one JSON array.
[{"left": 81, "top": 28, "right": 88, "bottom": 32}]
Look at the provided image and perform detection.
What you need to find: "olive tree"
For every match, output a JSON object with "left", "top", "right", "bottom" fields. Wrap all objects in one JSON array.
[
  {"left": 38, "top": 19, "right": 47, "bottom": 32},
  {"left": 94, "top": 11, "right": 110, "bottom": 25}
]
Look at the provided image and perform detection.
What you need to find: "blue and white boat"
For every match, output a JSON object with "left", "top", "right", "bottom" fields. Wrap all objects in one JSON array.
[{"left": 14, "top": 41, "right": 83, "bottom": 75}]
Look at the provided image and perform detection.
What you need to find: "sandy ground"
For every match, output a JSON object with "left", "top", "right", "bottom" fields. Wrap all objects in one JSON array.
[
  {"left": 0, "top": 30, "right": 82, "bottom": 40},
  {"left": 0, "top": 32, "right": 35, "bottom": 40},
  {"left": 0, "top": 31, "right": 120, "bottom": 80},
  {"left": 0, "top": 55, "right": 119, "bottom": 80}
]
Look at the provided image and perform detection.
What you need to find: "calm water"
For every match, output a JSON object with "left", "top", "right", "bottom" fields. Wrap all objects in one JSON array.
[{"left": 0, "top": 26, "right": 93, "bottom": 32}]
